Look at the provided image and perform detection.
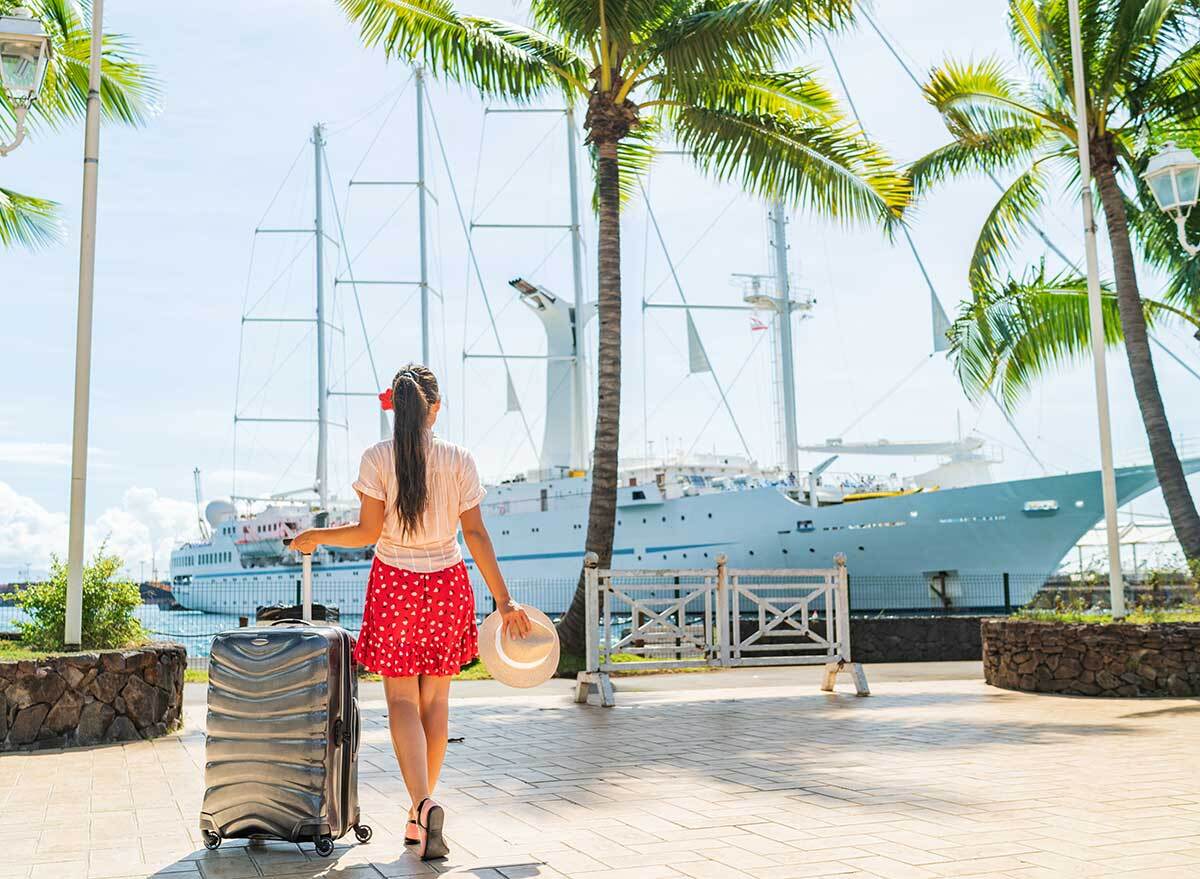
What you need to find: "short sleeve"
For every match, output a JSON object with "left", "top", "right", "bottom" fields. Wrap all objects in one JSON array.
[
  {"left": 353, "top": 446, "right": 386, "bottom": 501},
  {"left": 458, "top": 449, "right": 486, "bottom": 512}
]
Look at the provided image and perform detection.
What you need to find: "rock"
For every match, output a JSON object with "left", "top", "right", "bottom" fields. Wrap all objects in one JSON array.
[
  {"left": 1082, "top": 652, "right": 1104, "bottom": 671},
  {"left": 1054, "top": 658, "right": 1082, "bottom": 680},
  {"left": 1167, "top": 674, "right": 1192, "bottom": 697},
  {"left": 45, "top": 690, "right": 84, "bottom": 735},
  {"left": 0, "top": 691, "right": 7, "bottom": 739},
  {"left": 89, "top": 671, "right": 126, "bottom": 704},
  {"left": 1096, "top": 669, "right": 1120, "bottom": 690},
  {"left": 123, "top": 650, "right": 153, "bottom": 671},
  {"left": 0, "top": 662, "right": 13, "bottom": 683},
  {"left": 6, "top": 668, "right": 67, "bottom": 709},
  {"left": 76, "top": 701, "right": 115, "bottom": 745},
  {"left": 62, "top": 664, "right": 86, "bottom": 690},
  {"left": 113, "top": 696, "right": 126, "bottom": 715},
  {"left": 7, "top": 704, "right": 49, "bottom": 745},
  {"left": 105, "top": 715, "right": 139, "bottom": 742},
  {"left": 101, "top": 652, "right": 125, "bottom": 673},
  {"left": 79, "top": 668, "right": 97, "bottom": 693},
  {"left": 120, "top": 675, "right": 163, "bottom": 729}
]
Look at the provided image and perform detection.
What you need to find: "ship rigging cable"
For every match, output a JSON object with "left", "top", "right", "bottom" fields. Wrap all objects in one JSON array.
[
  {"left": 425, "top": 89, "right": 540, "bottom": 461},
  {"left": 640, "top": 183, "right": 756, "bottom": 462},
  {"left": 821, "top": 28, "right": 1048, "bottom": 473},
  {"left": 859, "top": 9, "right": 1200, "bottom": 388}
]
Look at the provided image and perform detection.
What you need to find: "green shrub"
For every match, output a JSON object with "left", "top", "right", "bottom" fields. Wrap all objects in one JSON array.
[{"left": 17, "top": 551, "right": 145, "bottom": 651}]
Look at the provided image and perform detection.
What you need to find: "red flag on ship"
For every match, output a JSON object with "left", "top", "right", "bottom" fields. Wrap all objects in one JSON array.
[{"left": 750, "top": 315, "right": 768, "bottom": 332}]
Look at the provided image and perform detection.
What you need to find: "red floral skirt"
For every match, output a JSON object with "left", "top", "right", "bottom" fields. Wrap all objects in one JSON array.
[{"left": 353, "top": 558, "right": 478, "bottom": 677}]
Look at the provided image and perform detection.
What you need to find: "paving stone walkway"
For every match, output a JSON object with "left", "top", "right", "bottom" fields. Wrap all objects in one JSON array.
[{"left": 3, "top": 666, "right": 1200, "bottom": 879}]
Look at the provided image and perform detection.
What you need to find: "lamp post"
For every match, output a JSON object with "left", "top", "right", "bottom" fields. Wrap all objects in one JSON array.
[
  {"left": 1142, "top": 142, "right": 1200, "bottom": 257},
  {"left": 64, "top": 0, "right": 104, "bottom": 649},
  {"left": 0, "top": 6, "right": 51, "bottom": 156},
  {"left": 1067, "top": 0, "right": 1126, "bottom": 619}
]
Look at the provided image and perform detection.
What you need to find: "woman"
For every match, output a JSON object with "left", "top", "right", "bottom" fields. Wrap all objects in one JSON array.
[{"left": 290, "top": 364, "right": 531, "bottom": 861}]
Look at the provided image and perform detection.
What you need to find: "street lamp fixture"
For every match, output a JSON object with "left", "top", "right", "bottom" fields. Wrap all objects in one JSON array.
[
  {"left": 1142, "top": 142, "right": 1200, "bottom": 256},
  {"left": 0, "top": 6, "right": 51, "bottom": 157}
]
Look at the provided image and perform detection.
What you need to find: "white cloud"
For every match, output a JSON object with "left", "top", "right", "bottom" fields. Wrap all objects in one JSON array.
[{"left": 0, "top": 482, "right": 198, "bottom": 578}]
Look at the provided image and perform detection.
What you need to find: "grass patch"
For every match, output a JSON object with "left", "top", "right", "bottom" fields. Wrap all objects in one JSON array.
[
  {"left": 1014, "top": 605, "right": 1200, "bottom": 625},
  {"left": 185, "top": 668, "right": 209, "bottom": 684},
  {"left": 0, "top": 640, "right": 48, "bottom": 661}
]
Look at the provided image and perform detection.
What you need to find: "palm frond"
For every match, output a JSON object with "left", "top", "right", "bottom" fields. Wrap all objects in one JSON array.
[
  {"left": 1, "top": 0, "right": 159, "bottom": 134},
  {"left": 924, "top": 57, "right": 1056, "bottom": 138},
  {"left": 969, "top": 163, "right": 1050, "bottom": 291},
  {"left": 671, "top": 103, "right": 908, "bottom": 227},
  {"left": 646, "top": 0, "right": 855, "bottom": 79},
  {"left": 1124, "top": 185, "right": 1200, "bottom": 314},
  {"left": 947, "top": 263, "right": 1181, "bottom": 409},
  {"left": 530, "top": 0, "right": 676, "bottom": 50},
  {"left": 655, "top": 67, "right": 838, "bottom": 120},
  {"left": 1007, "top": 0, "right": 1066, "bottom": 98},
  {"left": 907, "top": 124, "right": 1048, "bottom": 196},
  {"left": 336, "top": 0, "right": 586, "bottom": 100},
  {"left": 0, "top": 187, "right": 62, "bottom": 250},
  {"left": 1096, "top": 0, "right": 1174, "bottom": 107}
]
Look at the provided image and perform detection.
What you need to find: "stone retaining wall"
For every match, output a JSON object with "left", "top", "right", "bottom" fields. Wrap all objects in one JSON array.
[
  {"left": 1, "top": 643, "right": 186, "bottom": 750},
  {"left": 982, "top": 619, "right": 1200, "bottom": 697},
  {"left": 735, "top": 616, "right": 984, "bottom": 663}
]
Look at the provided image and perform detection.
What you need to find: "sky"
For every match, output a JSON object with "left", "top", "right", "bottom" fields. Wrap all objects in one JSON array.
[{"left": 2, "top": 0, "right": 1199, "bottom": 581}]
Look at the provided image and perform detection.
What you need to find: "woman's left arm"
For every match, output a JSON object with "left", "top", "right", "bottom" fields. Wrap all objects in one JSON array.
[{"left": 289, "top": 494, "right": 385, "bottom": 553}]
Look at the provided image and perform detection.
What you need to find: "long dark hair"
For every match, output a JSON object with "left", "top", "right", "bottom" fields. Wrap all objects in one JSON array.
[{"left": 391, "top": 364, "right": 439, "bottom": 537}]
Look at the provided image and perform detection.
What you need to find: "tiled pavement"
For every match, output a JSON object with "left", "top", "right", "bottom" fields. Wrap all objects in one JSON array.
[{"left": 3, "top": 664, "right": 1200, "bottom": 879}]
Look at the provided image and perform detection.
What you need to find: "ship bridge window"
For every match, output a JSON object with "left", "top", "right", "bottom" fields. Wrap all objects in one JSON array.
[{"left": 631, "top": 490, "right": 645, "bottom": 500}]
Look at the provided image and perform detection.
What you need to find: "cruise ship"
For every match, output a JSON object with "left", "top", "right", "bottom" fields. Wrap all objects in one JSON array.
[
  {"left": 170, "top": 274, "right": 1198, "bottom": 615},
  {"left": 171, "top": 122, "right": 1198, "bottom": 618}
]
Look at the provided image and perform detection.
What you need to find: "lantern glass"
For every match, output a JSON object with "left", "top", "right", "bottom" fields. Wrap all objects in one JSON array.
[
  {"left": 1143, "top": 143, "right": 1200, "bottom": 215},
  {"left": 1177, "top": 166, "right": 1200, "bottom": 209},
  {"left": 0, "top": 40, "right": 42, "bottom": 95},
  {"left": 1148, "top": 171, "right": 1182, "bottom": 212}
]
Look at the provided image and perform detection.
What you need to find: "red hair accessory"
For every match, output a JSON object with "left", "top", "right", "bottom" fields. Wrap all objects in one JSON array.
[{"left": 378, "top": 387, "right": 394, "bottom": 411}]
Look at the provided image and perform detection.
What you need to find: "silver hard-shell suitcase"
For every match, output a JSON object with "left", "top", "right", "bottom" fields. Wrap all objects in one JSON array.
[{"left": 199, "top": 553, "right": 371, "bottom": 856}]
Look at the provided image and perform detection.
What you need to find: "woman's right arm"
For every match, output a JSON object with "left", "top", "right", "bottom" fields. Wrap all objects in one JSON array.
[{"left": 460, "top": 505, "right": 531, "bottom": 638}]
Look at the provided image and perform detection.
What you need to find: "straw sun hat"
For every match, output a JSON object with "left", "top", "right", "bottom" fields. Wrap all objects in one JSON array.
[{"left": 477, "top": 606, "right": 560, "bottom": 688}]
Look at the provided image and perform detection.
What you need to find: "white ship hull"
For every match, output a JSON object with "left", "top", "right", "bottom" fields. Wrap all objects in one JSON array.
[{"left": 171, "top": 461, "right": 1196, "bottom": 617}]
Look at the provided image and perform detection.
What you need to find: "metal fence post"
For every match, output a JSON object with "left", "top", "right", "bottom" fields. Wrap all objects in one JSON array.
[
  {"left": 716, "top": 554, "right": 730, "bottom": 668},
  {"left": 584, "top": 552, "right": 599, "bottom": 674},
  {"left": 834, "top": 554, "right": 851, "bottom": 662},
  {"left": 1003, "top": 572, "right": 1012, "bottom": 615}
]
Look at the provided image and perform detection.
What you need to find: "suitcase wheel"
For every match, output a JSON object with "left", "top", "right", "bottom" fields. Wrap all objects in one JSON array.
[
  {"left": 314, "top": 836, "right": 335, "bottom": 857},
  {"left": 354, "top": 824, "right": 373, "bottom": 843},
  {"left": 201, "top": 831, "right": 221, "bottom": 851}
]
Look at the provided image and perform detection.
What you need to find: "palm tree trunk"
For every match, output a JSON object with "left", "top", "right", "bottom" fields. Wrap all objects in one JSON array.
[
  {"left": 557, "top": 140, "right": 622, "bottom": 655},
  {"left": 1093, "top": 159, "right": 1200, "bottom": 564}
]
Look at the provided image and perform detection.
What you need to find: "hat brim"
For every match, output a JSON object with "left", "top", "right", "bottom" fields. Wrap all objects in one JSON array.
[{"left": 477, "top": 606, "right": 560, "bottom": 688}]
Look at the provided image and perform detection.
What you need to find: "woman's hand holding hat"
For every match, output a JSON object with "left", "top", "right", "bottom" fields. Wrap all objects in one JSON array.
[{"left": 499, "top": 599, "right": 531, "bottom": 639}]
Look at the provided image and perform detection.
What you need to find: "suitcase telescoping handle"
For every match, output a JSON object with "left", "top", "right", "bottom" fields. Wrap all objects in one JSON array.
[{"left": 281, "top": 538, "right": 314, "bottom": 623}]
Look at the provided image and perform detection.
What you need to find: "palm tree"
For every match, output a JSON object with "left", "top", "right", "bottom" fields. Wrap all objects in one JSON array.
[
  {"left": 0, "top": 0, "right": 156, "bottom": 249},
  {"left": 336, "top": 0, "right": 908, "bottom": 653},
  {"left": 911, "top": 0, "right": 1200, "bottom": 565}
]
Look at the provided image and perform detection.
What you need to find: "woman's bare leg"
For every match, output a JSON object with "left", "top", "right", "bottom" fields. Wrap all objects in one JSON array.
[
  {"left": 418, "top": 675, "right": 452, "bottom": 793},
  {"left": 382, "top": 675, "right": 430, "bottom": 813}
]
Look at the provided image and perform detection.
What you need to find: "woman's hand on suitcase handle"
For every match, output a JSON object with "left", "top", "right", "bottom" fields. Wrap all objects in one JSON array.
[
  {"left": 499, "top": 599, "right": 532, "bottom": 639},
  {"left": 289, "top": 530, "right": 319, "bottom": 554}
]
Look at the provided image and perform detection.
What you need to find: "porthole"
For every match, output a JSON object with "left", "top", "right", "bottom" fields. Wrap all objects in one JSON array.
[
  {"left": 748, "top": 550, "right": 755, "bottom": 556},
  {"left": 707, "top": 513, "right": 712, "bottom": 519},
  {"left": 782, "top": 549, "right": 788, "bottom": 555},
  {"left": 858, "top": 546, "right": 865, "bottom": 551},
  {"left": 680, "top": 515, "right": 685, "bottom": 521},
  {"left": 809, "top": 548, "right": 815, "bottom": 553},
  {"left": 661, "top": 516, "right": 666, "bottom": 522}
]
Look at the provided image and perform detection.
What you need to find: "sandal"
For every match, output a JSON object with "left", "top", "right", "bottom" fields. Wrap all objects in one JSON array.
[
  {"left": 415, "top": 797, "right": 449, "bottom": 861},
  {"left": 404, "top": 818, "right": 419, "bottom": 846}
]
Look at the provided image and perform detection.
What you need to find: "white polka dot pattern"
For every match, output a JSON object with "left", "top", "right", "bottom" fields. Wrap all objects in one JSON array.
[{"left": 352, "top": 558, "right": 478, "bottom": 677}]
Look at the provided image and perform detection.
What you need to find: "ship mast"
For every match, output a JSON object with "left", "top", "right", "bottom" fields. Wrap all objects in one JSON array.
[
  {"left": 313, "top": 122, "right": 329, "bottom": 509},
  {"left": 769, "top": 202, "right": 800, "bottom": 477}
]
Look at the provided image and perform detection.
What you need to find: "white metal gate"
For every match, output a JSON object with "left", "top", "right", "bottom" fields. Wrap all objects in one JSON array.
[{"left": 575, "top": 553, "right": 869, "bottom": 706}]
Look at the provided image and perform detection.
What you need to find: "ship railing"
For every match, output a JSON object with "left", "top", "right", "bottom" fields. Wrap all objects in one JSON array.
[{"left": 575, "top": 553, "right": 869, "bottom": 707}]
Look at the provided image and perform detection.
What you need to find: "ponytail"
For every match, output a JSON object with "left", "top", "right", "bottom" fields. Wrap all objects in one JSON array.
[{"left": 391, "top": 364, "right": 440, "bottom": 538}]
